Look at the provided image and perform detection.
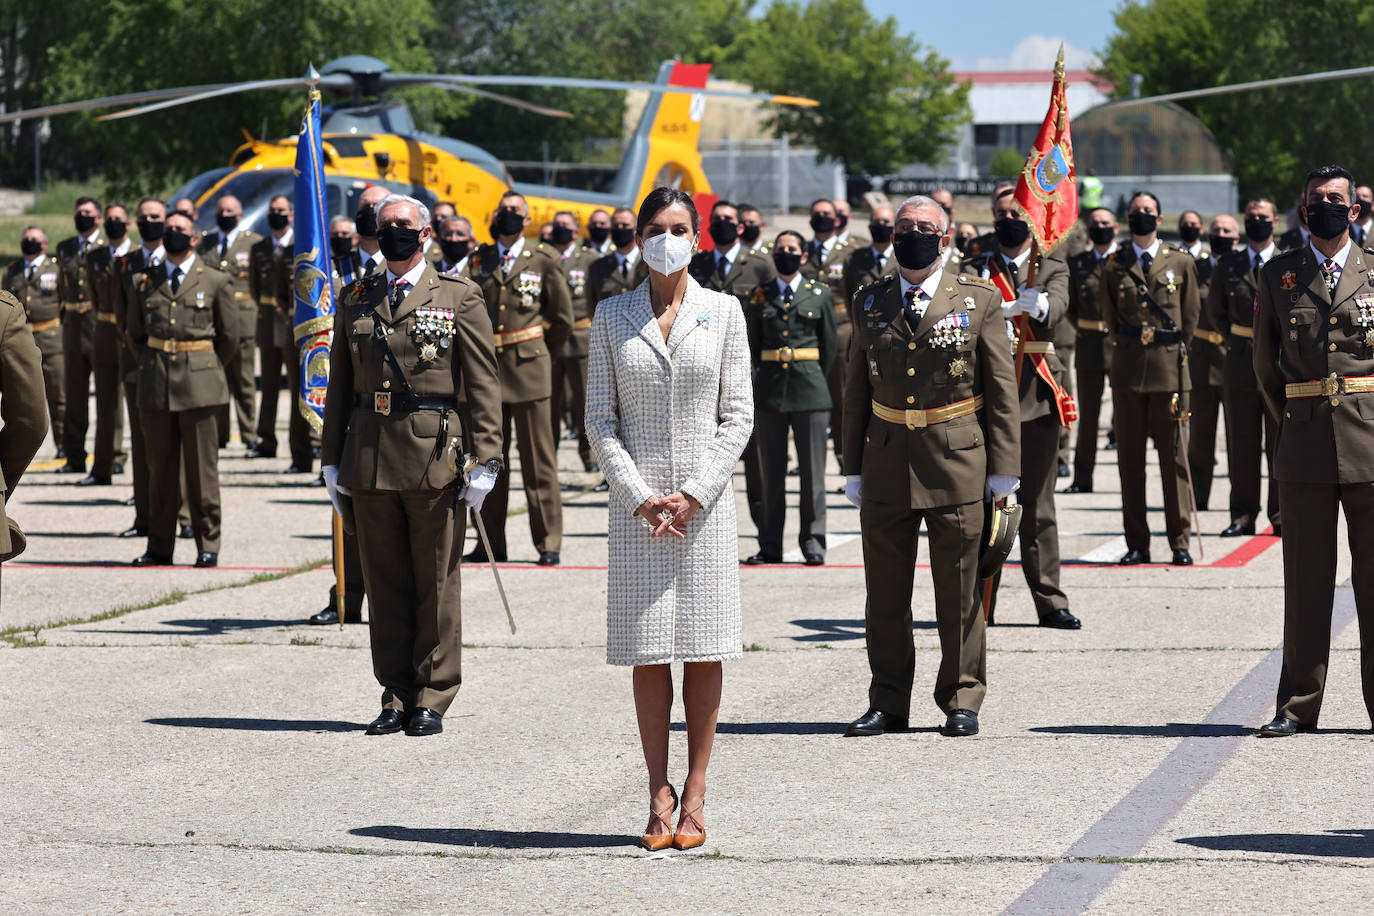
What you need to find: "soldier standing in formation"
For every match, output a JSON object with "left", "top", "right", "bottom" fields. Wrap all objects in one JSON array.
[
  {"left": 737, "top": 204, "right": 768, "bottom": 255},
  {"left": 842, "top": 205, "right": 896, "bottom": 302},
  {"left": 321, "top": 193, "right": 504, "bottom": 737},
  {"left": 127, "top": 211, "right": 238, "bottom": 568},
  {"left": 0, "top": 287, "right": 48, "bottom": 599},
  {"left": 55, "top": 197, "right": 105, "bottom": 474},
  {"left": 743, "top": 230, "right": 836, "bottom": 566},
  {"left": 1208, "top": 197, "right": 1281, "bottom": 536},
  {"left": 1183, "top": 213, "right": 1235, "bottom": 512},
  {"left": 586, "top": 207, "right": 647, "bottom": 310},
  {"left": 82, "top": 204, "right": 132, "bottom": 486},
  {"left": 466, "top": 190, "right": 572, "bottom": 566},
  {"left": 199, "top": 195, "right": 261, "bottom": 453},
  {"left": 1100, "top": 191, "right": 1200, "bottom": 566},
  {"left": 962, "top": 188, "right": 1080, "bottom": 629},
  {"left": 1254, "top": 164, "right": 1374, "bottom": 736},
  {"left": 4, "top": 226, "right": 63, "bottom": 456},
  {"left": 585, "top": 209, "right": 613, "bottom": 256},
  {"left": 1064, "top": 207, "right": 1118, "bottom": 494},
  {"left": 843, "top": 195, "right": 1020, "bottom": 738},
  {"left": 433, "top": 216, "right": 474, "bottom": 277},
  {"left": 549, "top": 210, "right": 598, "bottom": 473}
]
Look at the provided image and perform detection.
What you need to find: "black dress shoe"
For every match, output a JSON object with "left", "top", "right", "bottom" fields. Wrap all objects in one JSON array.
[
  {"left": 76, "top": 473, "right": 111, "bottom": 486},
  {"left": 1258, "top": 716, "right": 1314, "bottom": 737},
  {"left": 1039, "top": 608, "right": 1082, "bottom": 629},
  {"left": 941, "top": 709, "right": 980, "bottom": 737},
  {"left": 463, "top": 546, "right": 506, "bottom": 563},
  {"left": 583, "top": 461, "right": 600, "bottom": 473},
  {"left": 406, "top": 708, "right": 443, "bottom": 736},
  {"left": 1057, "top": 459, "right": 1071, "bottom": 478},
  {"left": 537, "top": 551, "right": 560, "bottom": 566},
  {"left": 123, "top": 496, "right": 136, "bottom": 506},
  {"left": 285, "top": 463, "right": 310, "bottom": 474},
  {"left": 366, "top": 709, "right": 405, "bottom": 735},
  {"left": 1171, "top": 549, "right": 1194, "bottom": 566},
  {"left": 593, "top": 480, "right": 609, "bottom": 492},
  {"left": 118, "top": 525, "right": 148, "bottom": 539},
  {"left": 802, "top": 552, "right": 825, "bottom": 566},
  {"left": 1271, "top": 524, "right": 1282, "bottom": 537},
  {"left": 131, "top": 552, "right": 172, "bottom": 567},
  {"left": 741, "top": 552, "right": 783, "bottom": 565},
  {"left": 844, "top": 709, "right": 907, "bottom": 736},
  {"left": 245, "top": 447, "right": 275, "bottom": 459},
  {"left": 179, "top": 524, "right": 194, "bottom": 539},
  {"left": 55, "top": 446, "right": 66, "bottom": 460},
  {"left": 309, "top": 606, "right": 363, "bottom": 626},
  {"left": 1062, "top": 481, "right": 1092, "bottom": 494},
  {"left": 1119, "top": 549, "right": 1151, "bottom": 565},
  {"left": 1220, "top": 521, "right": 1254, "bottom": 537},
  {"left": 111, "top": 461, "right": 125, "bottom": 475},
  {"left": 58, "top": 462, "right": 86, "bottom": 474},
  {"left": 308, "top": 474, "right": 325, "bottom": 487},
  {"left": 194, "top": 552, "right": 218, "bottom": 568}
]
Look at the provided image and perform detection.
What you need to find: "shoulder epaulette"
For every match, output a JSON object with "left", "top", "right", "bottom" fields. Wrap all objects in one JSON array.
[{"left": 957, "top": 273, "right": 997, "bottom": 290}]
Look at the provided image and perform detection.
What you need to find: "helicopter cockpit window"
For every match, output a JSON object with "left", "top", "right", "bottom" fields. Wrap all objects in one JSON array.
[
  {"left": 195, "top": 169, "right": 295, "bottom": 237},
  {"left": 167, "top": 168, "right": 234, "bottom": 218}
]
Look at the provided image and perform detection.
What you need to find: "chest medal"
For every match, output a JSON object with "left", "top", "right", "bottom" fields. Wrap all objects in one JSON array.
[
  {"left": 411, "top": 306, "right": 455, "bottom": 362},
  {"left": 948, "top": 356, "right": 968, "bottom": 378}
]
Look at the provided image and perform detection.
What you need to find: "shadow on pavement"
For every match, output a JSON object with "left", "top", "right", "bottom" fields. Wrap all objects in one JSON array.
[
  {"left": 1175, "top": 829, "right": 1374, "bottom": 857},
  {"left": 789, "top": 618, "right": 936, "bottom": 641},
  {"left": 350, "top": 825, "right": 632, "bottom": 849},
  {"left": 78, "top": 618, "right": 293, "bottom": 635},
  {"left": 146, "top": 717, "right": 360, "bottom": 732},
  {"left": 1029, "top": 723, "right": 1249, "bottom": 737}
]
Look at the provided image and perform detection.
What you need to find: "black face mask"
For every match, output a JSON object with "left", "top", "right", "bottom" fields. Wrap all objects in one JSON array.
[
  {"left": 267, "top": 211, "right": 290, "bottom": 231},
  {"left": 20, "top": 238, "right": 42, "bottom": 256},
  {"left": 1208, "top": 234, "right": 1236, "bottom": 256},
  {"left": 550, "top": 224, "right": 575, "bottom": 246},
  {"left": 1178, "top": 224, "right": 1201, "bottom": 244},
  {"left": 994, "top": 217, "right": 1030, "bottom": 248},
  {"left": 772, "top": 250, "right": 803, "bottom": 275},
  {"left": 137, "top": 218, "right": 165, "bottom": 242},
  {"left": 163, "top": 229, "right": 193, "bottom": 254},
  {"left": 1127, "top": 211, "right": 1158, "bottom": 236},
  {"left": 892, "top": 230, "right": 942, "bottom": 271},
  {"left": 1305, "top": 201, "right": 1352, "bottom": 241},
  {"left": 587, "top": 224, "right": 610, "bottom": 245},
  {"left": 1088, "top": 224, "right": 1116, "bottom": 246},
  {"left": 329, "top": 236, "right": 354, "bottom": 260},
  {"left": 740, "top": 224, "right": 761, "bottom": 245},
  {"left": 610, "top": 226, "right": 636, "bottom": 248},
  {"left": 439, "top": 239, "right": 471, "bottom": 263},
  {"left": 216, "top": 213, "right": 239, "bottom": 233},
  {"left": 809, "top": 213, "right": 836, "bottom": 234},
  {"left": 74, "top": 213, "right": 97, "bottom": 234},
  {"left": 835, "top": 211, "right": 849, "bottom": 230},
  {"left": 1360, "top": 199, "right": 1374, "bottom": 221},
  {"left": 955, "top": 235, "right": 972, "bottom": 255},
  {"left": 377, "top": 225, "right": 423, "bottom": 262},
  {"left": 493, "top": 208, "right": 525, "bottom": 238},
  {"left": 103, "top": 218, "right": 127, "bottom": 241},
  {"left": 709, "top": 219, "right": 739, "bottom": 247},
  {"left": 869, "top": 222, "right": 894, "bottom": 245},
  {"left": 354, "top": 206, "right": 378, "bottom": 238},
  {"left": 1244, "top": 216, "right": 1274, "bottom": 243}
]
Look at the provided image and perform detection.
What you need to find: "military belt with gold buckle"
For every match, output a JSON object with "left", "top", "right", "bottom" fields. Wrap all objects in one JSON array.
[
  {"left": 760, "top": 347, "right": 820, "bottom": 363},
  {"left": 65, "top": 302, "right": 93, "bottom": 314},
  {"left": 146, "top": 336, "right": 212, "bottom": 353},
  {"left": 573, "top": 317, "right": 593, "bottom": 330},
  {"left": 871, "top": 394, "right": 984, "bottom": 430},
  {"left": 1194, "top": 329, "right": 1225, "bottom": 346},
  {"left": 96, "top": 311, "right": 119, "bottom": 324},
  {"left": 28, "top": 317, "right": 60, "bottom": 333},
  {"left": 494, "top": 325, "right": 544, "bottom": 347},
  {"left": 1076, "top": 319, "right": 1107, "bottom": 332},
  {"left": 362, "top": 392, "right": 456, "bottom": 416},
  {"left": 1285, "top": 373, "right": 1374, "bottom": 399},
  {"left": 1229, "top": 325, "right": 1255, "bottom": 340},
  {"left": 1118, "top": 323, "right": 1181, "bottom": 346},
  {"left": 1016, "top": 341, "right": 1055, "bottom": 354}
]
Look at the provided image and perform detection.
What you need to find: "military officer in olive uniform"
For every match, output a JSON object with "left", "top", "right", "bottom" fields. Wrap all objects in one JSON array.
[
  {"left": 1207, "top": 199, "right": 1281, "bottom": 536},
  {"left": 843, "top": 195, "right": 1020, "bottom": 738},
  {"left": 549, "top": 210, "right": 599, "bottom": 471},
  {"left": 1100, "top": 191, "right": 1200, "bottom": 565},
  {"left": 688, "top": 199, "right": 777, "bottom": 301},
  {"left": 0, "top": 287, "right": 48, "bottom": 598},
  {"left": 743, "top": 230, "right": 837, "bottom": 565},
  {"left": 1254, "top": 164, "right": 1374, "bottom": 736},
  {"left": 466, "top": 190, "right": 573, "bottom": 566},
  {"left": 1064, "top": 207, "right": 1119, "bottom": 494},
  {"left": 433, "top": 216, "right": 475, "bottom": 278},
  {"left": 586, "top": 206, "right": 648, "bottom": 311},
  {"left": 198, "top": 194, "right": 261, "bottom": 451},
  {"left": 738, "top": 203, "right": 769, "bottom": 255},
  {"left": 961, "top": 188, "right": 1080, "bottom": 629},
  {"left": 127, "top": 211, "right": 238, "bottom": 567},
  {"left": 1184, "top": 213, "right": 1236, "bottom": 511},
  {"left": 55, "top": 197, "right": 106, "bottom": 473},
  {"left": 321, "top": 193, "right": 504, "bottom": 737},
  {"left": 4, "top": 226, "right": 64, "bottom": 455},
  {"left": 83, "top": 205, "right": 132, "bottom": 486}
]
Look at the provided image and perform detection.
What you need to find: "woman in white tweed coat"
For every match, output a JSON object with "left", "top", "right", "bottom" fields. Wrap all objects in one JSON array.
[{"left": 585, "top": 188, "right": 753, "bottom": 851}]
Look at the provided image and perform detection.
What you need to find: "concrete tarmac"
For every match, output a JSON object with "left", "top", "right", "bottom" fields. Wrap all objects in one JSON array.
[{"left": 2, "top": 384, "right": 1371, "bottom": 914}]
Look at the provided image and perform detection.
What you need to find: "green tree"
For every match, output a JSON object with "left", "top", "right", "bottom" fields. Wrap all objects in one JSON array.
[
  {"left": 729, "top": 0, "right": 970, "bottom": 174},
  {"left": 1098, "top": 0, "right": 1374, "bottom": 203},
  {"left": 990, "top": 148, "right": 1027, "bottom": 179}
]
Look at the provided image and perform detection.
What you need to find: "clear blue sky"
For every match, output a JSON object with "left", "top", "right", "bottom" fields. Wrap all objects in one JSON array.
[{"left": 862, "top": 0, "right": 1119, "bottom": 70}]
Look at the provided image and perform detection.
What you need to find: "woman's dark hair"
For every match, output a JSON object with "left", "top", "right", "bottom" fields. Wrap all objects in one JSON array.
[
  {"left": 636, "top": 187, "right": 699, "bottom": 236},
  {"left": 775, "top": 229, "right": 805, "bottom": 248}
]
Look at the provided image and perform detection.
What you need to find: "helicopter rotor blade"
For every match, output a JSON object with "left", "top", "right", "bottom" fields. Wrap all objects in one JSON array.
[
  {"left": 95, "top": 75, "right": 354, "bottom": 121},
  {"left": 0, "top": 84, "right": 244, "bottom": 125},
  {"left": 1106, "top": 65, "right": 1374, "bottom": 108},
  {"left": 382, "top": 77, "right": 573, "bottom": 118},
  {"left": 383, "top": 72, "right": 819, "bottom": 107}
]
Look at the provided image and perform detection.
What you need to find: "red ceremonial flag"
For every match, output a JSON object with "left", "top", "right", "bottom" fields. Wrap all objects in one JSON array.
[{"left": 1013, "top": 47, "right": 1077, "bottom": 252}]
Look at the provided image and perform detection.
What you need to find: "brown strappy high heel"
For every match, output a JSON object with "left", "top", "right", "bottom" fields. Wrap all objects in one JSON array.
[
  {"left": 672, "top": 794, "right": 705, "bottom": 850},
  {"left": 641, "top": 785, "right": 678, "bottom": 851}
]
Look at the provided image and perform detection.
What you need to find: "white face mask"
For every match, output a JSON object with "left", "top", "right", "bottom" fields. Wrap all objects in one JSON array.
[{"left": 641, "top": 231, "right": 694, "bottom": 275}]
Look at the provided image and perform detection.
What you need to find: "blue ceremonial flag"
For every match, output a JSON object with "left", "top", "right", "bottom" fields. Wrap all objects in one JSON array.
[{"left": 292, "top": 66, "right": 334, "bottom": 434}]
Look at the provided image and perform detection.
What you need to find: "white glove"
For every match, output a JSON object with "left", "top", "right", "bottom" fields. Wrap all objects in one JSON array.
[
  {"left": 844, "top": 475, "right": 862, "bottom": 508},
  {"left": 1002, "top": 292, "right": 1026, "bottom": 318},
  {"left": 322, "top": 465, "right": 347, "bottom": 516},
  {"left": 1015, "top": 286, "right": 1050, "bottom": 321},
  {"left": 985, "top": 474, "right": 1020, "bottom": 502},
  {"left": 461, "top": 465, "right": 498, "bottom": 512}
]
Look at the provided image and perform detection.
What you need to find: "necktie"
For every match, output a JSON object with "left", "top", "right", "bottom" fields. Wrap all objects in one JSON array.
[
  {"left": 1321, "top": 258, "right": 1338, "bottom": 293},
  {"left": 26, "top": 263, "right": 34, "bottom": 282},
  {"left": 717, "top": 253, "right": 729, "bottom": 275},
  {"left": 620, "top": 259, "right": 628, "bottom": 279},
  {"left": 1141, "top": 252, "right": 1153, "bottom": 275},
  {"left": 500, "top": 250, "right": 514, "bottom": 275},
  {"left": 1252, "top": 253, "right": 1263, "bottom": 281},
  {"left": 391, "top": 277, "right": 409, "bottom": 306},
  {"left": 170, "top": 267, "right": 182, "bottom": 294},
  {"left": 1005, "top": 258, "right": 1020, "bottom": 290},
  {"left": 219, "top": 237, "right": 228, "bottom": 261},
  {"left": 782, "top": 285, "right": 793, "bottom": 303}
]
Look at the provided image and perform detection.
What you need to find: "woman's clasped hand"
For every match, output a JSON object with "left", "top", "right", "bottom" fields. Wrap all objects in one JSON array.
[{"left": 636, "top": 492, "right": 701, "bottom": 538}]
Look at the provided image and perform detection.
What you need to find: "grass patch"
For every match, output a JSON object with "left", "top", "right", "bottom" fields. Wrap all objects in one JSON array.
[
  {"left": 289, "top": 635, "right": 323, "bottom": 647},
  {"left": 744, "top": 643, "right": 765, "bottom": 652}
]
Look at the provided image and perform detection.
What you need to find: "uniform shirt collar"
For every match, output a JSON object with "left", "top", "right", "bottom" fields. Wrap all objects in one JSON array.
[
  {"left": 141, "top": 244, "right": 166, "bottom": 264},
  {"left": 899, "top": 267, "right": 943, "bottom": 302},
  {"left": 616, "top": 247, "right": 640, "bottom": 268},
  {"left": 1000, "top": 247, "right": 1032, "bottom": 271},
  {"left": 716, "top": 241, "right": 741, "bottom": 265},
  {"left": 1249, "top": 241, "right": 1276, "bottom": 265},
  {"left": 1132, "top": 239, "right": 1161, "bottom": 261},
  {"left": 218, "top": 228, "right": 240, "bottom": 248},
  {"left": 274, "top": 227, "right": 294, "bottom": 248},
  {"left": 110, "top": 238, "right": 132, "bottom": 257},
  {"left": 24, "top": 253, "right": 46, "bottom": 270},
  {"left": 873, "top": 243, "right": 893, "bottom": 262},
  {"left": 386, "top": 259, "right": 428, "bottom": 289},
  {"left": 1185, "top": 240, "right": 1203, "bottom": 257},
  {"left": 498, "top": 236, "right": 526, "bottom": 262},
  {"left": 359, "top": 245, "right": 384, "bottom": 268},
  {"left": 81, "top": 228, "right": 101, "bottom": 246},
  {"left": 167, "top": 253, "right": 196, "bottom": 276},
  {"left": 1310, "top": 237, "right": 1353, "bottom": 270},
  {"left": 441, "top": 254, "right": 470, "bottom": 276},
  {"left": 776, "top": 274, "right": 801, "bottom": 296},
  {"left": 817, "top": 236, "right": 836, "bottom": 256},
  {"left": 1095, "top": 241, "right": 1119, "bottom": 261}
]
